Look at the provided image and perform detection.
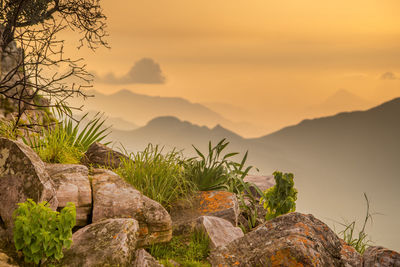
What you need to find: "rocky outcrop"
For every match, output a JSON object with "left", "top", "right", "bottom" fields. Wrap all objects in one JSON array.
[
  {"left": 171, "top": 191, "right": 240, "bottom": 235},
  {"left": 363, "top": 246, "right": 400, "bottom": 267},
  {"left": 0, "top": 138, "right": 58, "bottom": 240},
  {"left": 209, "top": 212, "right": 360, "bottom": 266},
  {"left": 133, "top": 249, "right": 163, "bottom": 267},
  {"left": 82, "top": 142, "right": 129, "bottom": 169},
  {"left": 61, "top": 218, "right": 139, "bottom": 267},
  {"left": 45, "top": 164, "right": 92, "bottom": 226},
  {"left": 196, "top": 216, "right": 244, "bottom": 249},
  {"left": 91, "top": 168, "right": 172, "bottom": 247}
]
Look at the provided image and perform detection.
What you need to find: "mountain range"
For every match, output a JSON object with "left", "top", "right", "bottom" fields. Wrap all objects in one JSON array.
[{"left": 106, "top": 97, "right": 400, "bottom": 251}]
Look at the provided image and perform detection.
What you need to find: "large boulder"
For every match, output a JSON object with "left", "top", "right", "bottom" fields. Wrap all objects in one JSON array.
[
  {"left": 0, "top": 138, "right": 58, "bottom": 240},
  {"left": 61, "top": 218, "right": 139, "bottom": 266},
  {"left": 171, "top": 191, "right": 239, "bottom": 235},
  {"left": 81, "top": 142, "right": 129, "bottom": 169},
  {"left": 363, "top": 246, "right": 400, "bottom": 267},
  {"left": 45, "top": 164, "right": 92, "bottom": 226},
  {"left": 91, "top": 169, "right": 172, "bottom": 247},
  {"left": 196, "top": 216, "right": 244, "bottom": 249},
  {"left": 133, "top": 249, "right": 163, "bottom": 267},
  {"left": 209, "top": 212, "right": 361, "bottom": 266},
  {"left": 340, "top": 239, "right": 362, "bottom": 267}
]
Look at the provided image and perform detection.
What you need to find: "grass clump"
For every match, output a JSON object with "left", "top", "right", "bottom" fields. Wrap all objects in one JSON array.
[
  {"left": 147, "top": 230, "right": 211, "bottom": 267},
  {"left": 117, "top": 144, "right": 195, "bottom": 209},
  {"left": 23, "top": 113, "right": 109, "bottom": 164},
  {"left": 184, "top": 138, "right": 253, "bottom": 192},
  {"left": 0, "top": 119, "right": 19, "bottom": 140},
  {"left": 339, "top": 193, "right": 374, "bottom": 254}
]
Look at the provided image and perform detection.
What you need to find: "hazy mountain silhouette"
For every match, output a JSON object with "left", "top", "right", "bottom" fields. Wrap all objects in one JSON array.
[
  {"left": 108, "top": 97, "right": 400, "bottom": 250},
  {"left": 70, "top": 89, "right": 243, "bottom": 130},
  {"left": 305, "top": 89, "right": 373, "bottom": 118}
]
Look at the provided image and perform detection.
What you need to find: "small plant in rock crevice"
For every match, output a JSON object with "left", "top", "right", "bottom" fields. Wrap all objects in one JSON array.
[
  {"left": 260, "top": 171, "right": 298, "bottom": 220},
  {"left": 13, "top": 199, "right": 76, "bottom": 265},
  {"left": 339, "top": 193, "right": 375, "bottom": 254}
]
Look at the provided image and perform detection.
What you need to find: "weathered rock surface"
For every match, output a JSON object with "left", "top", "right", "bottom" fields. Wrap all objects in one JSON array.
[
  {"left": 133, "top": 249, "right": 163, "bottom": 267},
  {"left": 209, "top": 212, "right": 358, "bottom": 266},
  {"left": 196, "top": 216, "right": 244, "bottom": 249},
  {"left": 45, "top": 164, "right": 92, "bottom": 226},
  {"left": 82, "top": 142, "right": 129, "bottom": 169},
  {"left": 244, "top": 175, "right": 275, "bottom": 197},
  {"left": 91, "top": 169, "right": 172, "bottom": 247},
  {"left": 340, "top": 239, "right": 362, "bottom": 267},
  {"left": 171, "top": 191, "right": 239, "bottom": 235},
  {"left": 0, "top": 250, "right": 18, "bottom": 267},
  {"left": 61, "top": 218, "right": 139, "bottom": 267},
  {"left": 0, "top": 138, "right": 58, "bottom": 240},
  {"left": 363, "top": 246, "right": 400, "bottom": 267}
]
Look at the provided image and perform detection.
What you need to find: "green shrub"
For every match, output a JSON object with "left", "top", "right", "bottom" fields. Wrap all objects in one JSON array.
[
  {"left": 13, "top": 199, "right": 76, "bottom": 265},
  {"left": 339, "top": 193, "right": 373, "bottom": 254},
  {"left": 23, "top": 113, "right": 110, "bottom": 163},
  {"left": 184, "top": 138, "right": 253, "bottom": 192},
  {"left": 117, "top": 144, "right": 195, "bottom": 209},
  {"left": 147, "top": 230, "right": 210, "bottom": 266},
  {"left": 260, "top": 171, "right": 298, "bottom": 220}
]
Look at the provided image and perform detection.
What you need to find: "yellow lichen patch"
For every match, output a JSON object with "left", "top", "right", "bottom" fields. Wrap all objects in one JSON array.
[
  {"left": 269, "top": 249, "right": 304, "bottom": 267},
  {"left": 197, "top": 191, "right": 234, "bottom": 214}
]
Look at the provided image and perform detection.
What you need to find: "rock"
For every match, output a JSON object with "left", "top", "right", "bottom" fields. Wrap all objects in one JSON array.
[
  {"left": 91, "top": 169, "right": 172, "bottom": 247},
  {"left": 196, "top": 216, "right": 244, "bottom": 249},
  {"left": 133, "top": 249, "right": 163, "bottom": 267},
  {"left": 243, "top": 175, "right": 275, "bottom": 198},
  {"left": 0, "top": 250, "right": 18, "bottom": 267},
  {"left": 61, "top": 218, "right": 139, "bottom": 266},
  {"left": 170, "top": 191, "right": 239, "bottom": 235},
  {"left": 82, "top": 142, "right": 129, "bottom": 169},
  {"left": 0, "top": 138, "right": 58, "bottom": 240},
  {"left": 363, "top": 246, "right": 400, "bottom": 267},
  {"left": 209, "top": 212, "right": 357, "bottom": 266},
  {"left": 340, "top": 239, "right": 362, "bottom": 267},
  {"left": 45, "top": 164, "right": 92, "bottom": 226}
]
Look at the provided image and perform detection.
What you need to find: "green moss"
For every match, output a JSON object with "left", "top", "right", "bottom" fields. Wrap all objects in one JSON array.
[{"left": 146, "top": 230, "right": 211, "bottom": 267}]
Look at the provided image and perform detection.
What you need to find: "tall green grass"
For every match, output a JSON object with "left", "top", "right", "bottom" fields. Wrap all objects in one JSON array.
[
  {"left": 184, "top": 138, "right": 253, "bottom": 192},
  {"left": 23, "top": 113, "right": 110, "bottom": 164},
  {"left": 117, "top": 144, "right": 195, "bottom": 209}
]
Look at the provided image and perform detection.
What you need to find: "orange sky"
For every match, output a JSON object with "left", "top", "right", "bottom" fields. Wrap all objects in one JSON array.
[{"left": 63, "top": 0, "right": 400, "bottom": 136}]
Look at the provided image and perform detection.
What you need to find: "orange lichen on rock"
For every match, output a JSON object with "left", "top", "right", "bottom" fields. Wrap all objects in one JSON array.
[
  {"left": 197, "top": 191, "right": 235, "bottom": 214},
  {"left": 269, "top": 249, "right": 304, "bottom": 267}
]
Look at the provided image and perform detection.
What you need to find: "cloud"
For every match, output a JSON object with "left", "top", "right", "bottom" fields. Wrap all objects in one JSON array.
[
  {"left": 96, "top": 58, "right": 166, "bottom": 84},
  {"left": 380, "top": 71, "right": 398, "bottom": 80}
]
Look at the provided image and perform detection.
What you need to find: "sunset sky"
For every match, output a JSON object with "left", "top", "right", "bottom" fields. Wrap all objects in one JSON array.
[{"left": 64, "top": 0, "right": 400, "bottom": 136}]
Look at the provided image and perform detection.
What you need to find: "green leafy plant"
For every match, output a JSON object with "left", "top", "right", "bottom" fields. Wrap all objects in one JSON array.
[
  {"left": 147, "top": 230, "right": 210, "bottom": 266},
  {"left": 117, "top": 144, "right": 195, "bottom": 209},
  {"left": 13, "top": 199, "right": 76, "bottom": 265},
  {"left": 184, "top": 138, "right": 253, "bottom": 192},
  {"left": 23, "top": 112, "right": 110, "bottom": 163},
  {"left": 260, "top": 171, "right": 298, "bottom": 220},
  {"left": 339, "top": 193, "right": 374, "bottom": 254}
]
